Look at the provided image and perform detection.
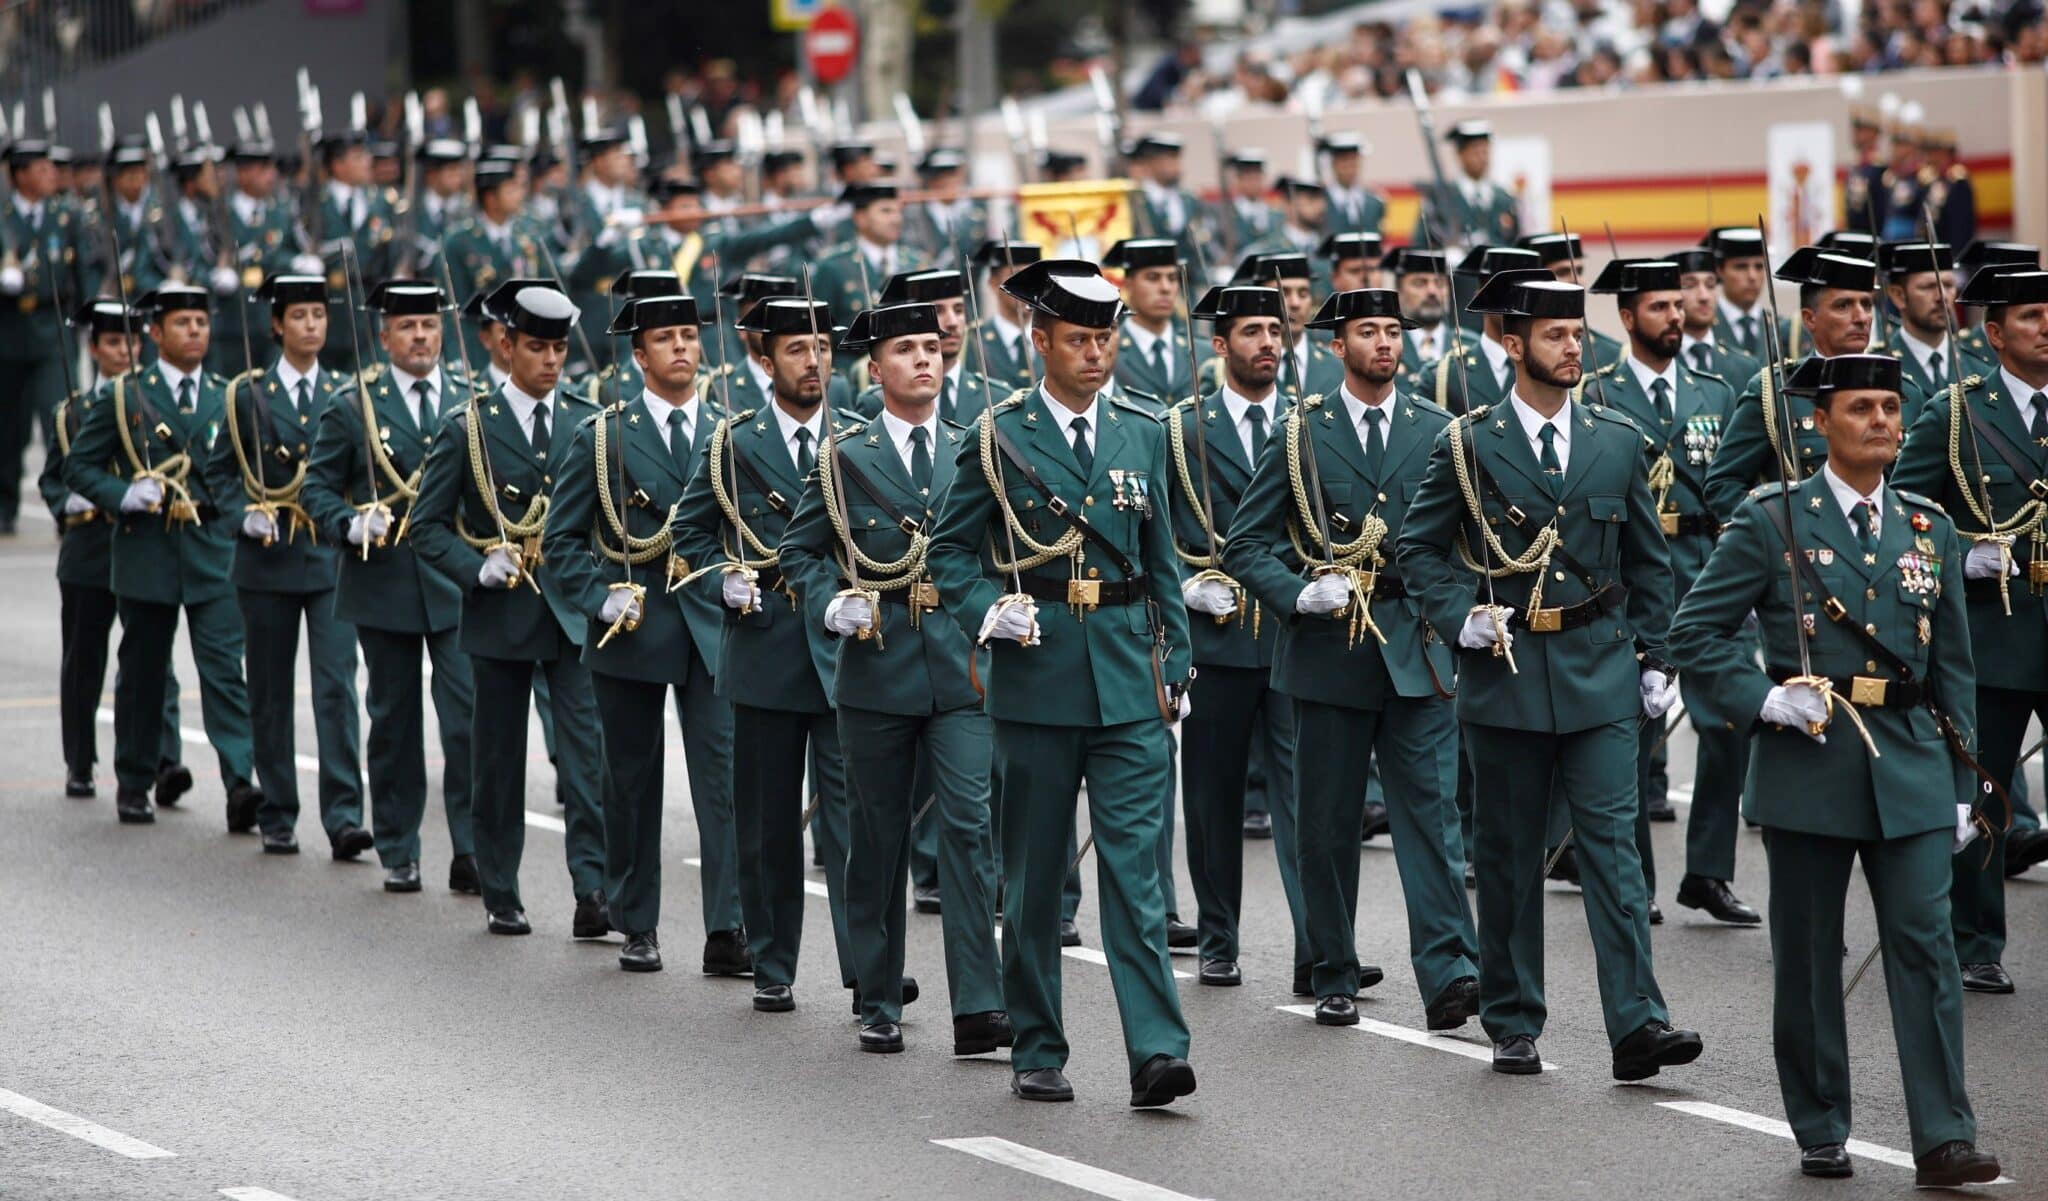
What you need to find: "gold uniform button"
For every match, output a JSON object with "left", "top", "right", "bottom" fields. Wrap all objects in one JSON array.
[
  {"left": 866, "top": 517, "right": 876, "bottom": 527},
  {"left": 1084, "top": 495, "right": 1094, "bottom": 506},
  {"left": 1087, "top": 566, "right": 1100, "bottom": 578},
  {"left": 1556, "top": 505, "right": 1567, "bottom": 515},
  {"left": 1865, "top": 623, "right": 1878, "bottom": 635},
  {"left": 1865, "top": 588, "right": 1877, "bottom": 600},
  {"left": 1377, "top": 492, "right": 1388, "bottom": 502},
  {"left": 1554, "top": 571, "right": 1566, "bottom": 582},
  {"left": 1865, "top": 660, "right": 1878, "bottom": 673},
  {"left": 543, "top": 474, "right": 552, "bottom": 485}
]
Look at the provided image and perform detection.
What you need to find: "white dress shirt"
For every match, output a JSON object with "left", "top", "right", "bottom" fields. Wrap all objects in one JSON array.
[
  {"left": 989, "top": 313, "right": 1029, "bottom": 360},
  {"left": 879, "top": 408, "right": 941, "bottom": 477},
  {"left": 1625, "top": 354, "right": 1680, "bottom": 414},
  {"left": 272, "top": 358, "right": 319, "bottom": 415},
  {"left": 1125, "top": 320, "right": 1175, "bottom": 384},
  {"left": 1338, "top": 384, "right": 1396, "bottom": 454},
  {"left": 501, "top": 379, "right": 554, "bottom": 444},
  {"left": 1822, "top": 462, "right": 1883, "bottom": 541},
  {"left": 387, "top": 363, "right": 441, "bottom": 428},
  {"left": 1896, "top": 327, "right": 1951, "bottom": 381},
  {"left": 1217, "top": 384, "right": 1279, "bottom": 460},
  {"left": 1409, "top": 325, "right": 1445, "bottom": 363},
  {"left": 769, "top": 396, "right": 825, "bottom": 466},
  {"left": 640, "top": 389, "right": 699, "bottom": 448},
  {"left": 2002, "top": 368, "right": 2048, "bottom": 438},
  {"left": 157, "top": 358, "right": 199, "bottom": 406},
  {"left": 1508, "top": 391, "right": 1573, "bottom": 474},
  {"left": 1039, "top": 385, "right": 1099, "bottom": 459}
]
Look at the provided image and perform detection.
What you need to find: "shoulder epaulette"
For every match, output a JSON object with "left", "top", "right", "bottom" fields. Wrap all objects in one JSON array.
[
  {"left": 1895, "top": 488, "right": 1943, "bottom": 512},
  {"left": 1408, "top": 397, "right": 1454, "bottom": 419},
  {"left": 1112, "top": 390, "right": 1161, "bottom": 415},
  {"left": 1598, "top": 362, "right": 1619, "bottom": 377},
  {"left": 1586, "top": 403, "right": 1641, "bottom": 430},
  {"left": 1299, "top": 392, "right": 1325, "bottom": 411},
  {"left": 835, "top": 420, "right": 869, "bottom": 438},
  {"left": 1463, "top": 404, "right": 1492, "bottom": 423},
  {"left": 727, "top": 408, "right": 758, "bottom": 425},
  {"left": 607, "top": 399, "right": 630, "bottom": 413},
  {"left": 1747, "top": 481, "right": 1791, "bottom": 500},
  {"left": 996, "top": 388, "right": 1030, "bottom": 409},
  {"left": 940, "top": 416, "right": 970, "bottom": 432}
]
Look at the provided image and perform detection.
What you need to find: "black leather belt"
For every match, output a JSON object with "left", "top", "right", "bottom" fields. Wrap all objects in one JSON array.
[
  {"left": 1769, "top": 667, "right": 1923, "bottom": 708},
  {"left": 875, "top": 581, "right": 942, "bottom": 608},
  {"left": 1506, "top": 581, "right": 1626, "bottom": 632},
  {"left": 1660, "top": 512, "right": 1721, "bottom": 538},
  {"left": 1361, "top": 571, "right": 1409, "bottom": 600},
  {"left": 1019, "top": 572, "right": 1148, "bottom": 606}
]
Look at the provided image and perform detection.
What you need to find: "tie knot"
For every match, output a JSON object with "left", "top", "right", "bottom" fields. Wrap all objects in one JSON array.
[
  {"left": 1365, "top": 407, "right": 1384, "bottom": 426},
  {"left": 795, "top": 426, "right": 812, "bottom": 446},
  {"left": 1538, "top": 423, "right": 1556, "bottom": 445},
  {"left": 413, "top": 380, "right": 430, "bottom": 397},
  {"left": 909, "top": 425, "right": 928, "bottom": 446},
  {"left": 1651, "top": 378, "right": 1669, "bottom": 395},
  {"left": 667, "top": 408, "right": 686, "bottom": 428},
  {"left": 1070, "top": 416, "right": 1088, "bottom": 436}
]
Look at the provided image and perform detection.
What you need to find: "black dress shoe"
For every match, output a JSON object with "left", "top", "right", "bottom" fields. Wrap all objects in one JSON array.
[
  {"left": 850, "top": 976, "right": 921, "bottom": 1015},
  {"left": 1242, "top": 809, "right": 1273, "bottom": 839},
  {"left": 1060, "top": 920, "right": 1082, "bottom": 947},
  {"left": 447, "top": 853, "right": 482, "bottom": 895},
  {"left": 619, "top": 931, "right": 662, "bottom": 972},
  {"left": 1361, "top": 802, "right": 1391, "bottom": 841},
  {"left": 1198, "top": 959, "right": 1241, "bottom": 986},
  {"left": 1649, "top": 900, "right": 1664, "bottom": 926},
  {"left": 702, "top": 928, "right": 752, "bottom": 976},
  {"left": 261, "top": 830, "right": 299, "bottom": 854},
  {"left": 1357, "top": 964, "right": 1385, "bottom": 991},
  {"left": 383, "top": 862, "right": 422, "bottom": 893},
  {"left": 65, "top": 772, "right": 95, "bottom": 798},
  {"left": 953, "top": 1011, "right": 1014, "bottom": 1056},
  {"left": 2004, "top": 826, "right": 2048, "bottom": 877},
  {"left": 912, "top": 883, "right": 942, "bottom": 914},
  {"left": 1960, "top": 962, "right": 2015, "bottom": 994},
  {"left": 1129, "top": 1054, "right": 1197, "bottom": 1108},
  {"left": 1913, "top": 1140, "right": 2000, "bottom": 1188},
  {"left": 1492, "top": 1034, "right": 1541, "bottom": 1075},
  {"left": 1165, "top": 918, "right": 1197, "bottom": 949},
  {"left": 1546, "top": 844, "right": 1581, "bottom": 887},
  {"left": 1011, "top": 1067, "right": 1074, "bottom": 1102},
  {"left": 115, "top": 788, "right": 155, "bottom": 824},
  {"left": 1799, "top": 1143, "right": 1853, "bottom": 1178},
  {"left": 331, "top": 824, "right": 374, "bottom": 861},
  {"left": 753, "top": 984, "right": 795, "bottom": 1012},
  {"left": 1645, "top": 797, "right": 1678, "bottom": 822},
  {"left": 1314, "top": 994, "right": 1359, "bottom": 1026},
  {"left": 572, "top": 891, "right": 611, "bottom": 939},
  {"left": 154, "top": 762, "right": 193, "bottom": 807},
  {"left": 1292, "top": 964, "right": 1313, "bottom": 997},
  {"left": 1425, "top": 976, "right": 1480, "bottom": 1031},
  {"left": 225, "top": 783, "right": 262, "bottom": 833},
  {"left": 488, "top": 909, "right": 531, "bottom": 935},
  {"left": 1675, "top": 874, "right": 1762, "bottom": 925},
  {"left": 859, "top": 1021, "right": 904, "bottom": 1053},
  {"left": 1612, "top": 1019, "right": 1703, "bottom": 1081}
]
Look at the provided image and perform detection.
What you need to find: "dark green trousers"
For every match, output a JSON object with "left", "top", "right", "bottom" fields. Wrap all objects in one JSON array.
[
  {"left": 1467, "top": 719, "right": 1667, "bottom": 1048},
  {"left": 1680, "top": 674, "right": 1751, "bottom": 881},
  {"left": 841, "top": 704, "right": 1003, "bottom": 1025},
  {"left": 992, "top": 717, "right": 1189, "bottom": 1076},
  {"left": 357, "top": 625, "right": 474, "bottom": 867},
  {"left": 731, "top": 703, "right": 853, "bottom": 991},
  {"left": 1061, "top": 741, "right": 1182, "bottom": 928},
  {"left": 113, "top": 595, "right": 252, "bottom": 795},
  {"left": 910, "top": 795, "right": 941, "bottom": 894},
  {"left": 0, "top": 352, "right": 64, "bottom": 523},
  {"left": 1548, "top": 720, "right": 1663, "bottom": 894},
  {"left": 60, "top": 583, "right": 182, "bottom": 777},
  {"left": 1955, "top": 685, "right": 2046, "bottom": 964},
  {"left": 1298, "top": 696, "right": 1476, "bottom": 1003},
  {"left": 241, "top": 589, "right": 364, "bottom": 844},
  {"left": 1182, "top": 665, "right": 1307, "bottom": 968},
  {"left": 467, "top": 653, "right": 606, "bottom": 914},
  {"left": 1763, "top": 826, "right": 1976, "bottom": 1156}
]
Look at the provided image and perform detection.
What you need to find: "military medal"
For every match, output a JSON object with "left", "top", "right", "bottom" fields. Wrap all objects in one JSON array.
[
  {"left": 1917, "top": 613, "right": 1932, "bottom": 645},
  {"left": 1817, "top": 548, "right": 1834, "bottom": 566}
]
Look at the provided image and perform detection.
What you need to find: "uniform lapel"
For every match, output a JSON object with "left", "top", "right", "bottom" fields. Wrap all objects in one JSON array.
[
  {"left": 1483, "top": 403, "right": 1554, "bottom": 497},
  {"left": 625, "top": 399, "right": 687, "bottom": 489},
  {"left": 1026, "top": 390, "right": 1089, "bottom": 489},
  {"left": 1199, "top": 398, "right": 1250, "bottom": 482},
  {"left": 1800, "top": 475, "right": 1873, "bottom": 581},
  {"left": 482, "top": 386, "right": 542, "bottom": 470},
  {"left": 1976, "top": 382, "right": 2044, "bottom": 473},
  {"left": 745, "top": 406, "right": 804, "bottom": 496},
  {"left": 1089, "top": 395, "right": 1130, "bottom": 491},
  {"left": 1311, "top": 395, "right": 1370, "bottom": 480},
  {"left": 1558, "top": 402, "right": 1608, "bottom": 503},
  {"left": 1868, "top": 485, "right": 1916, "bottom": 588},
  {"left": 1376, "top": 397, "right": 1430, "bottom": 488}
]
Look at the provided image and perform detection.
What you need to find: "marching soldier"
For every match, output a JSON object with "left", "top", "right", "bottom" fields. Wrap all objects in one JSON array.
[
  {"left": 1233, "top": 252, "right": 1342, "bottom": 401},
  {"left": 573, "top": 268, "right": 676, "bottom": 404},
  {"left": 442, "top": 161, "right": 546, "bottom": 370},
  {"left": 1384, "top": 245, "right": 1454, "bottom": 374},
  {"left": 1106, "top": 238, "right": 1202, "bottom": 405},
  {"left": 713, "top": 273, "right": 858, "bottom": 418},
  {"left": 202, "top": 274, "right": 367, "bottom": 858},
  {"left": 1226, "top": 286, "right": 1477, "bottom": 1022},
  {"left": 852, "top": 269, "right": 996, "bottom": 430},
  {"left": 926, "top": 258, "right": 1197, "bottom": 1108},
  {"left": 1241, "top": 178, "right": 1327, "bottom": 265},
  {"left": 301, "top": 280, "right": 481, "bottom": 895},
  {"left": 1319, "top": 232, "right": 1380, "bottom": 298},
  {"left": 541, "top": 292, "right": 749, "bottom": 976},
  {"left": 560, "top": 129, "right": 647, "bottom": 371},
  {"left": 1216, "top": 151, "right": 1274, "bottom": 260},
  {"left": 1844, "top": 106, "right": 1886, "bottom": 236},
  {"left": 1674, "top": 245, "right": 1761, "bottom": 386},
  {"left": 214, "top": 141, "right": 320, "bottom": 378},
  {"left": 692, "top": 141, "right": 746, "bottom": 237},
  {"left": 408, "top": 281, "right": 608, "bottom": 937},
  {"left": 810, "top": 183, "right": 921, "bottom": 361},
  {"left": 1670, "top": 353, "right": 2002, "bottom": 1188},
  {"left": 779, "top": 300, "right": 1009, "bottom": 1054},
  {"left": 1921, "top": 130, "right": 1975, "bottom": 250},
  {"left": 1882, "top": 241, "right": 1993, "bottom": 418},
  {"left": 93, "top": 142, "right": 172, "bottom": 303},
  {"left": 1705, "top": 227, "right": 1792, "bottom": 360},
  {"left": 669, "top": 296, "right": 859, "bottom": 1013},
  {"left": 1396, "top": 270, "right": 1703, "bottom": 1081},
  {"left": 970, "top": 239, "right": 1042, "bottom": 391},
  {"left": 2, "top": 138, "right": 89, "bottom": 534},
  {"left": 1409, "top": 248, "right": 1545, "bottom": 416},
  {"left": 1130, "top": 134, "right": 1205, "bottom": 262},
  {"left": 902, "top": 149, "right": 985, "bottom": 269},
  {"left": 1413, "top": 122, "right": 1518, "bottom": 251},
  {"left": 313, "top": 130, "right": 397, "bottom": 372},
  {"left": 1319, "top": 134, "right": 1387, "bottom": 237},
  {"left": 409, "top": 139, "right": 473, "bottom": 274},
  {"left": 63, "top": 284, "right": 259, "bottom": 828}
]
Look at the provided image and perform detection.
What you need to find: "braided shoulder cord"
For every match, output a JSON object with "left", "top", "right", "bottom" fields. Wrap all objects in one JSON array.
[
  {"left": 591, "top": 406, "right": 677, "bottom": 566},
  {"left": 1945, "top": 378, "right": 2047, "bottom": 615},
  {"left": 455, "top": 405, "right": 549, "bottom": 551},
  {"left": 224, "top": 372, "right": 316, "bottom": 543},
  {"left": 1446, "top": 414, "right": 1562, "bottom": 612},
  {"left": 358, "top": 378, "right": 422, "bottom": 507},
  {"left": 976, "top": 404, "right": 1081, "bottom": 573},
  {"left": 816, "top": 432, "right": 926, "bottom": 588},
  {"left": 1285, "top": 403, "right": 1386, "bottom": 567},
  {"left": 112, "top": 375, "right": 199, "bottom": 525},
  {"left": 706, "top": 414, "right": 780, "bottom": 569},
  {"left": 1165, "top": 403, "right": 1221, "bottom": 567}
]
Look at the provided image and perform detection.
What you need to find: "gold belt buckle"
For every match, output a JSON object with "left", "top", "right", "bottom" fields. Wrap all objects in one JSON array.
[
  {"left": 2029, "top": 560, "right": 2048, "bottom": 586},
  {"left": 1659, "top": 511, "right": 1680, "bottom": 536},
  {"left": 1527, "top": 607, "right": 1563, "bottom": 633},
  {"left": 1850, "top": 676, "right": 1888, "bottom": 707},
  {"left": 912, "top": 581, "right": 940, "bottom": 610},
  {"left": 1067, "top": 578, "right": 1101, "bottom": 610}
]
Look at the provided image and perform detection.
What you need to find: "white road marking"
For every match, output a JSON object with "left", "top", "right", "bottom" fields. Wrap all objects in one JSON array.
[
  {"left": 0, "top": 1087, "right": 176, "bottom": 1159},
  {"left": 683, "top": 856, "right": 827, "bottom": 898},
  {"left": 933, "top": 1137, "right": 1208, "bottom": 1201},
  {"left": 1276, "top": 1005, "right": 1557, "bottom": 1070},
  {"left": 524, "top": 809, "right": 566, "bottom": 833},
  {"left": 1657, "top": 1101, "right": 2014, "bottom": 1183},
  {"left": 220, "top": 1189, "right": 307, "bottom": 1201},
  {"left": 993, "top": 928, "right": 1194, "bottom": 980},
  {"left": 95, "top": 708, "right": 319, "bottom": 773}
]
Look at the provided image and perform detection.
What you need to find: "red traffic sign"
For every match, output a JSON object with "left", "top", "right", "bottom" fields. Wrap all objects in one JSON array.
[{"left": 804, "top": 7, "right": 859, "bottom": 86}]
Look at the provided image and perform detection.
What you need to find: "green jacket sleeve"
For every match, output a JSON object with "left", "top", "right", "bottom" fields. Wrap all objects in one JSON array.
[
  {"left": 200, "top": 378, "right": 258, "bottom": 528},
  {"left": 1702, "top": 370, "right": 1770, "bottom": 522},
  {"left": 1668, "top": 496, "right": 1781, "bottom": 731},
  {"left": 539, "top": 416, "right": 611, "bottom": 620},
  {"left": 926, "top": 414, "right": 1007, "bottom": 642},
  {"left": 302, "top": 393, "right": 364, "bottom": 542},
  {"left": 775, "top": 446, "right": 845, "bottom": 640},
  {"left": 1889, "top": 388, "right": 1953, "bottom": 497},
  {"left": 61, "top": 386, "right": 132, "bottom": 515},
  {"left": 668, "top": 417, "right": 733, "bottom": 587},
  {"left": 406, "top": 408, "right": 490, "bottom": 588},
  {"left": 1393, "top": 423, "right": 1482, "bottom": 644},
  {"left": 1137, "top": 421, "right": 1192, "bottom": 685},
  {"left": 1619, "top": 430, "right": 1677, "bottom": 664}
]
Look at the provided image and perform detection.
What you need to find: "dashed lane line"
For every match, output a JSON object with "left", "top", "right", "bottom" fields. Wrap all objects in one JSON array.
[
  {"left": 1275, "top": 1004, "right": 1559, "bottom": 1070},
  {"left": 933, "top": 1137, "right": 1209, "bottom": 1201},
  {"left": 0, "top": 1086, "right": 176, "bottom": 1159},
  {"left": 1657, "top": 1101, "right": 2015, "bottom": 1184}
]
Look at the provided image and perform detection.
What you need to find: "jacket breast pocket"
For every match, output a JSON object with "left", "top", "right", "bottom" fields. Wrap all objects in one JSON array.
[{"left": 1587, "top": 494, "right": 1627, "bottom": 561}]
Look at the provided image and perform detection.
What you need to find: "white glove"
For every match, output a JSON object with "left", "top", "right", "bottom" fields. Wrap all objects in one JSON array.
[
  {"left": 1174, "top": 688, "right": 1193, "bottom": 721},
  {"left": 290, "top": 253, "right": 325, "bottom": 275},
  {"left": 599, "top": 588, "right": 643, "bottom": 625},
  {"left": 1458, "top": 606, "right": 1514, "bottom": 652},
  {"left": 1953, "top": 803, "right": 1980, "bottom": 854},
  {"left": 1964, "top": 541, "right": 2018, "bottom": 580},
  {"left": 978, "top": 599, "right": 1040, "bottom": 646},
  {"left": 721, "top": 571, "right": 762, "bottom": 610},
  {"left": 809, "top": 202, "right": 852, "bottom": 233},
  {"left": 1295, "top": 573, "right": 1353, "bottom": 615},
  {"left": 209, "top": 264, "right": 240, "bottom": 295},
  {"left": 1760, "top": 681, "right": 1830, "bottom": 743},
  {"left": 362, "top": 507, "right": 391, "bottom": 541},
  {"left": 1182, "top": 576, "right": 1239, "bottom": 617},
  {"left": 824, "top": 594, "right": 875, "bottom": 637},
  {"left": 0, "top": 264, "right": 22, "bottom": 294},
  {"left": 241, "top": 509, "right": 277, "bottom": 542},
  {"left": 478, "top": 546, "right": 523, "bottom": 589},
  {"left": 346, "top": 514, "right": 369, "bottom": 546},
  {"left": 119, "top": 477, "right": 164, "bottom": 514},
  {"left": 1640, "top": 669, "right": 1680, "bottom": 720},
  {"left": 62, "top": 493, "right": 95, "bottom": 516},
  {"left": 610, "top": 207, "right": 645, "bottom": 230}
]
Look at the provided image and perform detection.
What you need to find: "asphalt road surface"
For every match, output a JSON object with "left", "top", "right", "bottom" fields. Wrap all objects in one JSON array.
[{"left": 2, "top": 464, "right": 2042, "bottom": 1201}]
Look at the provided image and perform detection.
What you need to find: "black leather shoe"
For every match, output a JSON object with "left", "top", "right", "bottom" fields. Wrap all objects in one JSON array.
[
  {"left": 953, "top": 1011, "right": 1014, "bottom": 1056},
  {"left": 1960, "top": 962, "right": 2015, "bottom": 994},
  {"left": 572, "top": 891, "right": 611, "bottom": 939},
  {"left": 115, "top": 788, "right": 155, "bottom": 824},
  {"left": 1361, "top": 802, "right": 1391, "bottom": 841},
  {"left": 1612, "top": 1019, "right": 1703, "bottom": 1081},
  {"left": 1166, "top": 918, "right": 1197, "bottom": 949},
  {"left": 487, "top": 909, "right": 531, "bottom": 935},
  {"left": 619, "top": 931, "right": 662, "bottom": 972},
  {"left": 859, "top": 1022, "right": 904, "bottom": 1053},
  {"left": 1060, "top": 920, "right": 1082, "bottom": 947},
  {"left": 1546, "top": 844, "right": 1581, "bottom": 887},
  {"left": 1358, "top": 964, "right": 1385, "bottom": 991},
  {"left": 1129, "top": 1054, "right": 1197, "bottom": 1108},
  {"left": 225, "top": 783, "right": 262, "bottom": 833},
  {"left": 383, "top": 862, "right": 422, "bottom": 893},
  {"left": 1799, "top": 1143, "right": 1853, "bottom": 1178},
  {"left": 261, "top": 830, "right": 299, "bottom": 855},
  {"left": 154, "top": 762, "right": 193, "bottom": 807},
  {"left": 850, "top": 976, "right": 920, "bottom": 1015},
  {"left": 331, "top": 824, "right": 374, "bottom": 861},
  {"left": 1492, "top": 1034, "right": 1541, "bottom": 1075},
  {"left": 702, "top": 928, "right": 752, "bottom": 976},
  {"left": 1292, "top": 964, "right": 1313, "bottom": 997},
  {"left": 1649, "top": 900, "right": 1664, "bottom": 926},
  {"left": 1198, "top": 959, "right": 1241, "bottom": 986},
  {"left": 1011, "top": 1067, "right": 1074, "bottom": 1101},
  {"left": 1646, "top": 797, "right": 1678, "bottom": 822},
  {"left": 2004, "top": 826, "right": 2048, "bottom": 877},
  {"left": 1913, "top": 1141, "right": 2000, "bottom": 1188},
  {"left": 1676, "top": 873, "right": 1762, "bottom": 925},
  {"left": 1314, "top": 994, "right": 1359, "bottom": 1026},
  {"left": 913, "top": 883, "right": 942, "bottom": 914},
  {"left": 1425, "top": 976, "right": 1480, "bottom": 1031},
  {"left": 753, "top": 984, "right": 795, "bottom": 1012},
  {"left": 1243, "top": 809, "right": 1273, "bottom": 839},
  {"left": 65, "top": 772, "right": 95, "bottom": 798},
  {"left": 447, "top": 854, "right": 482, "bottom": 895}
]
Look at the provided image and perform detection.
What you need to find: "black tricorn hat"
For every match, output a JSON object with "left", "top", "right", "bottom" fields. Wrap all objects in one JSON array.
[
  {"left": 878, "top": 268, "right": 965, "bottom": 304},
  {"left": 1129, "top": 133, "right": 1183, "bottom": 158},
  {"left": 1231, "top": 252, "right": 1311, "bottom": 283},
  {"left": 1671, "top": 247, "right": 1719, "bottom": 275},
  {"left": 1467, "top": 270, "right": 1585, "bottom": 318},
  {"left": 257, "top": 273, "right": 328, "bottom": 310},
  {"left": 1318, "top": 232, "right": 1383, "bottom": 262},
  {"left": 1876, "top": 241, "right": 1953, "bottom": 278},
  {"left": 70, "top": 299, "right": 143, "bottom": 337},
  {"left": 1774, "top": 247, "right": 1877, "bottom": 291},
  {"left": 1381, "top": 245, "right": 1449, "bottom": 276},
  {"left": 139, "top": 284, "right": 211, "bottom": 317},
  {"left": 1517, "top": 232, "right": 1582, "bottom": 265},
  {"left": 1956, "top": 240, "right": 2039, "bottom": 270},
  {"left": 1273, "top": 175, "right": 1325, "bottom": 199},
  {"left": 606, "top": 294, "right": 701, "bottom": 336},
  {"left": 1456, "top": 244, "right": 1543, "bottom": 280},
  {"left": 1191, "top": 285, "right": 1284, "bottom": 322},
  {"left": 1445, "top": 120, "right": 1492, "bottom": 144},
  {"left": 1703, "top": 226, "right": 1767, "bottom": 262},
  {"left": 611, "top": 269, "right": 683, "bottom": 301},
  {"left": 368, "top": 280, "right": 445, "bottom": 317},
  {"left": 1817, "top": 230, "right": 1880, "bottom": 259},
  {"left": 717, "top": 272, "right": 799, "bottom": 305},
  {"left": 972, "top": 240, "right": 1041, "bottom": 269},
  {"left": 1783, "top": 353, "right": 1902, "bottom": 397},
  {"left": 840, "top": 182, "right": 899, "bottom": 209},
  {"left": 1000, "top": 260, "right": 1124, "bottom": 329},
  {"left": 1588, "top": 258, "right": 1682, "bottom": 295},
  {"left": 1958, "top": 266, "right": 2048, "bottom": 308},
  {"left": 486, "top": 279, "right": 578, "bottom": 338},
  {"left": 839, "top": 302, "right": 941, "bottom": 352},
  {"left": 735, "top": 297, "right": 843, "bottom": 337},
  {"left": 1307, "top": 288, "right": 1417, "bottom": 330},
  {"left": 1102, "top": 238, "right": 1180, "bottom": 272},
  {"left": 828, "top": 140, "right": 874, "bottom": 169}
]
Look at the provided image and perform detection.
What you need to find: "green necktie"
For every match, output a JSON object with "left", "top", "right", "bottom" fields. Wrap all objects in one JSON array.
[
  {"left": 1244, "top": 402, "right": 1268, "bottom": 460},
  {"left": 1069, "top": 415, "right": 1093, "bottom": 476},
  {"left": 795, "top": 426, "right": 815, "bottom": 476},
  {"left": 667, "top": 408, "right": 692, "bottom": 476},
  {"left": 2030, "top": 392, "right": 2048, "bottom": 442},
  {"left": 294, "top": 378, "right": 311, "bottom": 420},
  {"left": 176, "top": 378, "right": 195, "bottom": 414},
  {"left": 1738, "top": 315, "right": 1758, "bottom": 353},
  {"left": 1538, "top": 422, "right": 1562, "bottom": 490},
  {"left": 1651, "top": 377, "right": 1674, "bottom": 425},
  {"left": 1150, "top": 339, "right": 1171, "bottom": 387},
  {"left": 1363, "top": 407, "right": 1385, "bottom": 480},
  {"left": 908, "top": 425, "right": 932, "bottom": 493},
  {"left": 1926, "top": 350, "right": 1945, "bottom": 388},
  {"left": 412, "top": 380, "right": 432, "bottom": 428},
  {"left": 529, "top": 403, "right": 549, "bottom": 455},
  {"left": 1689, "top": 344, "right": 1712, "bottom": 374},
  {"left": 1853, "top": 499, "right": 1876, "bottom": 548}
]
